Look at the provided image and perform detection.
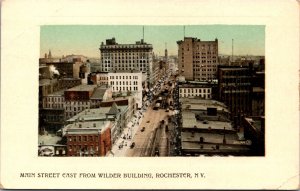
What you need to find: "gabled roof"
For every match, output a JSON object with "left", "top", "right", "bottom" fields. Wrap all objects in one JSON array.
[{"left": 107, "top": 102, "right": 119, "bottom": 115}]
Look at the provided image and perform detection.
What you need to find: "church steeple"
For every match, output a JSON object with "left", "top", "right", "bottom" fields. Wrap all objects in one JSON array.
[
  {"left": 164, "top": 43, "right": 168, "bottom": 62},
  {"left": 48, "top": 50, "right": 52, "bottom": 59}
]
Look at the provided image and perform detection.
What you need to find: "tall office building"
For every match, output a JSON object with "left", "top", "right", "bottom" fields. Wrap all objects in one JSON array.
[
  {"left": 217, "top": 65, "right": 253, "bottom": 117},
  {"left": 99, "top": 38, "right": 153, "bottom": 87},
  {"left": 177, "top": 37, "right": 218, "bottom": 81}
]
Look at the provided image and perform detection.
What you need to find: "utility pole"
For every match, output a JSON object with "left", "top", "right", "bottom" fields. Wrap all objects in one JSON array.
[
  {"left": 143, "top": 26, "right": 144, "bottom": 41},
  {"left": 231, "top": 39, "right": 234, "bottom": 64}
]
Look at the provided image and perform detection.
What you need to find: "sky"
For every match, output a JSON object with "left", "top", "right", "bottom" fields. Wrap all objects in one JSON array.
[{"left": 40, "top": 25, "right": 265, "bottom": 58}]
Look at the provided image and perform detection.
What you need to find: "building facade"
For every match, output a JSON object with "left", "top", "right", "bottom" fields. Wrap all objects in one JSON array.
[
  {"left": 89, "top": 72, "right": 109, "bottom": 86},
  {"left": 178, "top": 83, "right": 212, "bottom": 99},
  {"left": 99, "top": 38, "right": 153, "bottom": 87},
  {"left": 64, "top": 85, "right": 97, "bottom": 120},
  {"left": 108, "top": 71, "right": 143, "bottom": 108},
  {"left": 65, "top": 121, "right": 112, "bottom": 156},
  {"left": 177, "top": 37, "right": 218, "bottom": 81},
  {"left": 217, "top": 65, "right": 252, "bottom": 117}
]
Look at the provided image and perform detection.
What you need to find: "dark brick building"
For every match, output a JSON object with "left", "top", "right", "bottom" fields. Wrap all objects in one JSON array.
[
  {"left": 65, "top": 121, "right": 112, "bottom": 156},
  {"left": 217, "top": 65, "right": 253, "bottom": 117}
]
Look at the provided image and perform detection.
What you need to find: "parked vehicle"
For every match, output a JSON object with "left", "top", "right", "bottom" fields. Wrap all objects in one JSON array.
[
  {"left": 130, "top": 142, "right": 135, "bottom": 149},
  {"left": 153, "top": 103, "right": 160, "bottom": 110},
  {"left": 155, "top": 147, "right": 160, "bottom": 156}
]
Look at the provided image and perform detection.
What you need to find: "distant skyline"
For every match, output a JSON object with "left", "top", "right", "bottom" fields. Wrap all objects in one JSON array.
[{"left": 40, "top": 25, "right": 265, "bottom": 58}]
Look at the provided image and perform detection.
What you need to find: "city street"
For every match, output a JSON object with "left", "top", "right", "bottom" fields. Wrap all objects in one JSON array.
[
  {"left": 125, "top": 107, "right": 171, "bottom": 156},
  {"left": 106, "top": 72, "right": 176, "bottom": 157}
]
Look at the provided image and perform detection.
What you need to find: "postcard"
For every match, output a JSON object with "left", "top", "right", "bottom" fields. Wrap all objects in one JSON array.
[{"left": 1, "top": 0, "right": 299, "bottom": 189}]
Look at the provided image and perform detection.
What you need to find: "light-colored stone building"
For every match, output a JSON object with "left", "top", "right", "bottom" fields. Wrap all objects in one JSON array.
[
  {"left": 108, "top": 71, "right": 143, "bottom": 108},
  {"left": 99, "top": 38, "right": 154, "bottom": 87}
]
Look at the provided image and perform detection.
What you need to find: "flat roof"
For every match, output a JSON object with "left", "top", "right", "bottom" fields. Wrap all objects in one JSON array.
[
  {"left": 38, "top": 134, "right": 62, "bottom": 145},
  {"left": 66, "top": 84, "right": 97, "bottom": 92},
  {"left": 47, "top": 89, "right": 66, "bottom": 96},
  {"left": 179, "top": 84, "right": 212, "bottom": 88},
  {"left": 67, "top": 105, "right": 128, "bottom": 122},
  {"left": 186, "top": 104, "right": 229, "bottom": 113},
  {"left": 182, "top": 111, "right": 233, "bottom": 131},
  {"left": 109, "top": 70, "right": 142, "bottom": 74},
  {"left": 61, "top": 78, "right": 81, "bottom": 80},
  {"left": 180, "top": 98, "right": 227, "bottom": 106},
  {"left": 65, "top": 120, "right": 111, "bottom": 134},
  {"left": 181, "top": 142, "right": 250, "bottom": 152},
  {"left": 181, "top": 131, "right": 239, "bottom": 144},
  {"left": 39, "top": 79, "right": 58, "bottom": 86},
  {"left": 180, "top": 98, "right": 229, "bottom": 113}
]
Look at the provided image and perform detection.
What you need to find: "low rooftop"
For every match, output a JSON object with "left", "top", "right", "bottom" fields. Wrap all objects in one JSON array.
[
  {"left": 39, "top": 79, "right": 58, "bottom": 86},
  {"left": 65, "top": 120, "right": 111, "bottom": 134},
  {"left": 182, "top": 111, "right": 233, "bottom": 131},
  {"left": 67, "top": 104, "right": 128, "bottom": 123},
  {"left": 47, "top": 89, "right": 66, "bottom": 96},
  {"left": 90, "top": 86, "right": 110, "bottom": 99},
  {"left": 180, "top": 98, "right": 229, "bottom": 113},
  {"left": 109, "top": 70, "right": 142, "bottom": 74},
  {"left": 181, "top": 142, "right": 250, "bottom": 153},
  {"left": 38, "top": 134, "right": 62, "bottom": 145},
  {"left": 66, "top": 84, "right": 97, "bottom": 92},
  {"left": 181, "top": 131, "right": 240, "bottom": 144}
]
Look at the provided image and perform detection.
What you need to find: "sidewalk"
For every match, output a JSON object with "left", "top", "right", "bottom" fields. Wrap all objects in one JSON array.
[{"left": 107, "top": 110, "right": 145, "bottom": 157}]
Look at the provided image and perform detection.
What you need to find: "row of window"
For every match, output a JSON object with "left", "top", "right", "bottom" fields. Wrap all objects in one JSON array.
[
  {"left": 102, "top": 68, "right": 148, "bottom": 71},
  {"left": 65, "top": 101, "right": 90, "bottom": 106},
  {"left": 68, "top": 145, "right": 99, "bottom": 155},
  {"left": 103, "top": 60, "right": 150, "bottom": 64},
  {"left": 65, "top": 106, "right": 88, "bottom": 112},
  {"left": 110, "top": 76, "right": 139, "bottom": 80},
  {"left": 101, "top": 51, "right": 151, "bottom": 56},
  {"left": 179, "top": 94, "right": 211, "bottom": 99},
  {"left": 193, "top": 69, "right": 217, "bottom": 72},
  {"left": 193, "top": 52, "right": 217, "bottom": 55},
  {"left": 113, "top": 86, "right": 138, "bottom": 91},
  {"left": 44, "top": 97, "right": 64, "bottom": 102},
  {"left": 102, "top": 55, "right": 150, "bottom": 59},
  {"left": 44, "top": 103, "right": 64, "bottom": 108},
  {"left": 180, "top": 88, "right": 211, "bottom": 94},
  {"left": 193, "top": 56, "right": 217, "bottom": 59},
  {"left": 110, "top": 81, "right": 138, "bottom": 85},
  {"left": 69, "top": 135, "right": 98, "bottom": 142},
  {"left": 193, "top": 64, "right": 218, "bottom": 67},
  {"left": 182, "top": 46, "right": 217, "bottom": 51}
]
